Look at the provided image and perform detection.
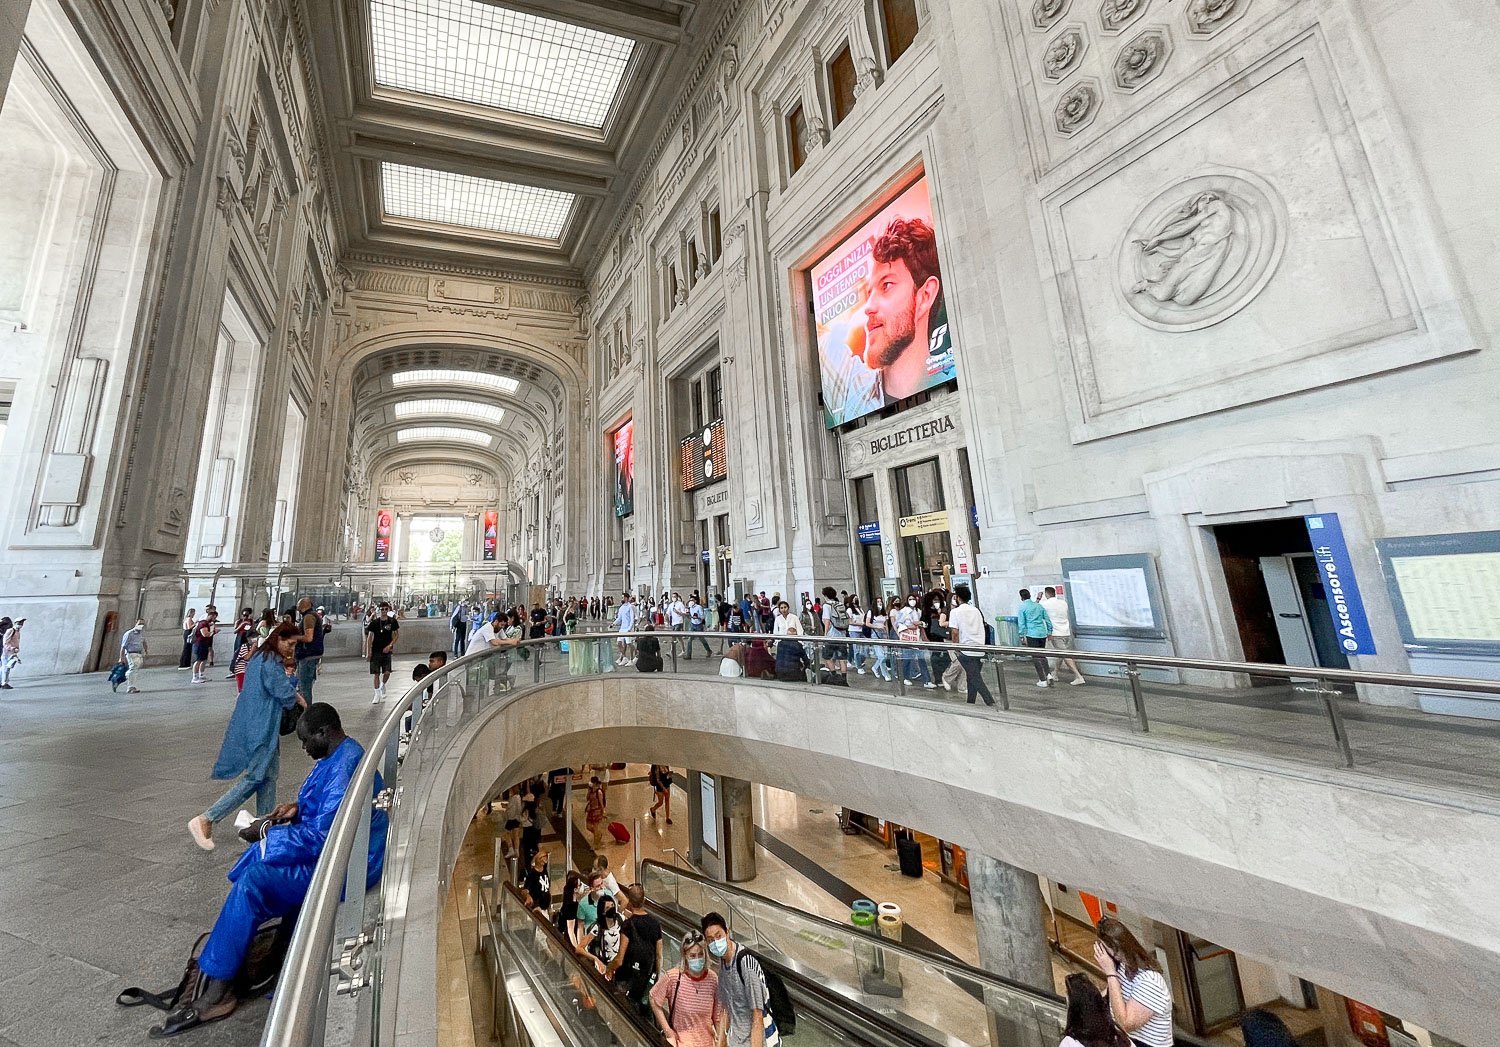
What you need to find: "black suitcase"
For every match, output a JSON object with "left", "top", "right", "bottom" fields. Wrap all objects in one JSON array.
[{"left": 896, "top": 833, "right": 923, "bottom": 878}]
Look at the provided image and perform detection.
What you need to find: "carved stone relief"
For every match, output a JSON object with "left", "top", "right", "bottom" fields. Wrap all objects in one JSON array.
[
  {"left": 1032, "top": 0, "right": 1071, "bottom": 31},
  {"left": 1098, "top": 0, "right": 1147, "bottom": 33},
  {"left": 1185, "top": 0, "right": 1246, "bottom": 36},
  {"left": 1118, "top": 171, "right": 1286, "bottom": 331},
  {"left": 1042, "top": 27, "right": 1086, "bottom": 81},
  {"left": 1113, "top": 27, "right": 1170, "bottom": 91},
  {"left": 1054, "top": 81, "right": 1100, "bottom": 135}
]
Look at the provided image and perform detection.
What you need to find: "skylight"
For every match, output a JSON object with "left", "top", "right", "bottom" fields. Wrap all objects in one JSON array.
[
  {"left": 396, "top": 426, "right": 493, "bottom": 447},
  {"left": 381, "top": 163, "right": 575, "bottom": 240},
  {"left": 391, "top": 369, "right": 523, "bottom": 393},
  {"left": 369, "top": 0, "right": 636, "bottom": 129},
  {"left": 394, "top": 398, "right": 506, "bottom": 424}
]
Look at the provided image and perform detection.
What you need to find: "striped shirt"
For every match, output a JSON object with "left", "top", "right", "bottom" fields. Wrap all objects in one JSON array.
[
  {"left": 649, "top": 968, "right": 719, "bottom": 1047},
  {"left": 1118, "top": 967, "right": 1173, "bottom": 1046}
]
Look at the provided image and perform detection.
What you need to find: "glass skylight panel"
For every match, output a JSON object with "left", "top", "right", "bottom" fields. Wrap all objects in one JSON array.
[
  {"left": 369, "top": 0, "right": 636, "bottom": 128},
  {"left": 396, "top": 426, "right": 493, "bottom": 447},
  {"left": 391, "top": 369, "right": 522, "bottom": 394},
  {"left": 394, "top": 398, "right": 506, "bottom": 424},
  {"left": 381, "top": 163, "right": 575, "bottom": 239}
]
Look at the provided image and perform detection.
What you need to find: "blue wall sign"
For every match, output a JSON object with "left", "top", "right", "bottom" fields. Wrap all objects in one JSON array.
[
  {"left": 1304, "top": 513, "right": 1376, "bottom": 655},
  {"left": 857, "top": 522, "right": 881, "bottom": 545},
  {"left": 701, "top": 549, "right": 711, "bottom": 563}
]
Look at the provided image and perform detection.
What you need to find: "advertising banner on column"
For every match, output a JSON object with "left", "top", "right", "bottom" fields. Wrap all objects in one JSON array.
[
  {"left": 612, "top": 419, "right": 635, "bottom": 518},
  {"left": 482, "top": 510, "right": 498, "bottom": 561},
  {"left": 374, "top": 509, "right": 393, "bottom": 563},
  {"left": 811, "top": 174, "right": 954, "bottom": 429}
]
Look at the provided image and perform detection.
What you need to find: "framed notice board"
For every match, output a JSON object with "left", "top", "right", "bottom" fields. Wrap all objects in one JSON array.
[
  {"left": 1376, "top": 530, "right": 1500, "bottom": 655},
  {"left": 1059, "top": 554, "right": 1168, "bottom": 640}
]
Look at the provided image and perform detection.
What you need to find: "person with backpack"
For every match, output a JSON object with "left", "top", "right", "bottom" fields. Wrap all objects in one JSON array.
[
  {"left": 949, "top": 584, "right": 997, "bottom": 707},
  {"left": 819, "top": 585, "right": 850, "bottom": 676},
  {"left": 702, "top": 911, "right": 793, "bottom": 1047},
  {"left": 650, "top": 929, "right": 719, "bottom": 1047},
  {"left": 450, "top": 600, "right": 469, "bottom": 656},
  {"left": 609, "top": 884, "right": 664, "bottom": 1016}
]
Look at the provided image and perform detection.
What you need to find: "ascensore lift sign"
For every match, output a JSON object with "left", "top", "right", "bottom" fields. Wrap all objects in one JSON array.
[{"left": 1304, "top": 513, "right": 1376, "bottom": 655}]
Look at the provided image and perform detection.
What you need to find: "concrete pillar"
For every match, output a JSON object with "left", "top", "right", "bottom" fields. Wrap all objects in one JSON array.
[
  {"left": 967, "top": 851, "right": 1053, "bottom": 991},
  {"left": 687, "top": 772, "right": 757, "bottom": 883}
]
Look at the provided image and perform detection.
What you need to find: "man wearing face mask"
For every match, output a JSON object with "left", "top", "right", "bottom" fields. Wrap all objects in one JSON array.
[
  {"left": 702, "top": 912, "right": 774, "bottom": 1047},
  {"left": 650, "top": 929, "right": 720, "bottom": 1047},
  {"left": 154, "top": 703, "right": 386, "bottom": 1037}
]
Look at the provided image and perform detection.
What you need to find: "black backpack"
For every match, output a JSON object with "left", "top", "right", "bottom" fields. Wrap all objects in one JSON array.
[
  {"left": 735, "top": 948, "right": 797, "bottom": 1035},
  {"left": 117, "top": 917, "right": 291, "bottom": 1018}
]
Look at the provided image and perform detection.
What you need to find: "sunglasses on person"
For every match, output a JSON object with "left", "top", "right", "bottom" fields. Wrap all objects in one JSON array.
[{"left": 681, "top": 931, "right": 705, "bottom": 947}]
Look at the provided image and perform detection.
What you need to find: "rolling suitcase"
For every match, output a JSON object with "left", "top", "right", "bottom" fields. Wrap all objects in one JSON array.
[{"left": 608, "top": 821, "right": 631, "bottom": 844}]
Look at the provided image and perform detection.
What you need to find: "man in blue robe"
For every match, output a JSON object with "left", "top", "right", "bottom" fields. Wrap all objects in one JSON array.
[{"left": 158, "top": 703, "right": 387, "bottom": 1035}]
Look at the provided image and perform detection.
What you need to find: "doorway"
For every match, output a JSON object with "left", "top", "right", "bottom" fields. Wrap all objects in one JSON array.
[{"left": 1213, "top": 518, "right": 1350, "bottom": 675}]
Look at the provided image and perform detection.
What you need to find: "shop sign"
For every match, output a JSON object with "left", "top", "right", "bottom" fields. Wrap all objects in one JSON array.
[
  {"left": 898, "top": 510, "right": 949, "bottom": 537},
  {"left": 868, "top": 414, "right": 956, "bottom": 457},
  {"left": 857, "top": 521, "right": 881, "bottom": 545},
  {"left": 1304, "top": 513, "right": 1376, "bottom": 655}
]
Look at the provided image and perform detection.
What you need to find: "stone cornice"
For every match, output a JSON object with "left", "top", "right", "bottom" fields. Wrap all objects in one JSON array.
[{"left": 342, "top": 251, "right": 586, "bottom": 289}]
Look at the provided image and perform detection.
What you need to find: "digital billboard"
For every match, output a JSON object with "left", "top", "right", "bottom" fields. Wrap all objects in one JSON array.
[
  {"left": 374, "top": 509, "right": 393, "bottom": 563},
  {"left": 612, "top": 420, "right": 635, "bottom": 518},
  {"left": 680, "top": 418, "right": 727, "bottom": 492},
  {"left": 482, "top": 509, "right": 498, "bottom": 561},
  {"left": 811, "top": 175, "right": 954, "bottom": 429}
]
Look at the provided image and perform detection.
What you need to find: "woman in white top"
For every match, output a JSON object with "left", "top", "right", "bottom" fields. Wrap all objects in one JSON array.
[
  {"left": 1059, "top": 972, "right": 1129, "bottom": 1047},
  {"left": 1094, "top": 918, "right": 1174, "bottom": 1047},
  {"left": 866, "top": 602, "right": 891, "bottom": 681}
]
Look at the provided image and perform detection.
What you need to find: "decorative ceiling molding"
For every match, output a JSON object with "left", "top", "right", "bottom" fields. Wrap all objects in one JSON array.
[{"left": 341, "top": 251, "right": 586, "bottom": 289}]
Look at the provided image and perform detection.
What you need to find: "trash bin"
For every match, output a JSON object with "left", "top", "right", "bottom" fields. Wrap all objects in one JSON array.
[
  {"left": 996, "top": 615, "right": 1020, "bottom": 648},
  {"left": 896, "top": 832, "right": 923, "bottom": 878},
  {"left": 877, "top": 902, "right": 904, "bottom": 943}
]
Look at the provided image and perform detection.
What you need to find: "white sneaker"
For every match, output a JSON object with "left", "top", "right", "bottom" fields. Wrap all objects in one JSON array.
[
  {"left": 923, "top": 681, "right": 937, "bottom": 689},
  {"left": 1036, "top": 680, "right": 1051, "bottom": 688},
  {"left": 1047, "top": 673, "right": 1058, "bottom": 682},
  {"left": 1071, "top": 677, "right": 1087, "bottom": 686},
  {"left": 942, "top": 681, "right": 954, "bottom": 691},
  {"left": 371, "top": 691, "right": 381, "bottom": 704},
  {"left": 857, "top": 667, "right": 866, "bottom": 675}
]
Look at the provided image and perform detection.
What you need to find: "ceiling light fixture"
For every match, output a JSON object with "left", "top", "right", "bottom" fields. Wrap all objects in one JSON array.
[
  {"left": 381, "top": 163, "right": 575, "bottom": 240},
  {"left": 391, "top": 369, "right": 522, "bottom": 394},
  {"left": 395, "top": 426, "right": 494, "bottom": 447},
  {"left": 394, "top": 398, "right": 506, "bottom": 423}
]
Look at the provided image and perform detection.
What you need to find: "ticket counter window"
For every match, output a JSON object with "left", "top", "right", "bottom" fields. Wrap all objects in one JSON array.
[{"left": 895, "top": 458, "right": 952, "bottom": 592}]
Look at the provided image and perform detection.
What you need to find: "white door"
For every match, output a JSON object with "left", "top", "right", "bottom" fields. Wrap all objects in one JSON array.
[{"left": 1259, "top": 556, "right": 1317, "bottom": 667}]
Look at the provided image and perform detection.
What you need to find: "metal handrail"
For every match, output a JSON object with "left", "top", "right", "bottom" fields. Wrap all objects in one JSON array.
[{"left": 262, "top": 629, "right": 1500, "bottom": 1047}]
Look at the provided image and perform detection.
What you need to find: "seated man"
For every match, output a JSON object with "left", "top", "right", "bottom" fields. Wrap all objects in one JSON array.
[
  {"left": 158, "top": 703, "right": 388, "bottom": 1035},
  {"left": 635, "top": 623, "right": 664, "bottom": 673},
  {"left": 774, "top": 625, "right": 810, "bottom": 683}
]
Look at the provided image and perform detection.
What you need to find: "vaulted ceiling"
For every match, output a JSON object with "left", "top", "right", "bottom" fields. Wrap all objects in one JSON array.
[{"left": 302, "top": 0, "right": 717, "bottom": 280}]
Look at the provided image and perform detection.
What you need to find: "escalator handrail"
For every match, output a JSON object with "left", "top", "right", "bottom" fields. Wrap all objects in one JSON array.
[
  {"left": 639, "top": 858, "right": 1065, "bottom": 1004},
  {"left": 644, "top": 897, "right": 963, "bottom": 1047},
  {"left": 493, "top": 878, "right": 667, "bottom": 1047}
]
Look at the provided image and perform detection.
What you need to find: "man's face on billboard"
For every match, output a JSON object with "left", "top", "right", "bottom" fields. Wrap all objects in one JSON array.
[{"left": 863, "top": 258, "right": 937, "bottom": 369}]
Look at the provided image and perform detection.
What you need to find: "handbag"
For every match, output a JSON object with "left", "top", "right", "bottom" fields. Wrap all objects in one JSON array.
[{"left": 279, "top": 704, "right": 303, "bottom": 736}]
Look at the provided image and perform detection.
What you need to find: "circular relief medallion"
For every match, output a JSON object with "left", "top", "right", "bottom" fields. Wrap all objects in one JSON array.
[{"left": 1116, "top": 171, "right": 1286, "bottom": 331}]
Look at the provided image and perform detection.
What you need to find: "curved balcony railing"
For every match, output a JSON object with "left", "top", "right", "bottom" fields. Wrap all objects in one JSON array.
[{"left": 260, "top": 630, "right": 1500, "bottom": 1046}]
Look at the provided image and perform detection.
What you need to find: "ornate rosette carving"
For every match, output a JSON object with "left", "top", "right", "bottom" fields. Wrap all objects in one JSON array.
[
  {"left": 1113, "top": 27, "right": 1170, "bottom": 91},
  {"left": 1098, "top": 0, "right": 1147, "bottom": 33},
  {"left": 1054, "top": 81, "right": 1101, "bottom": 136},
  {"left": 1032, "top": 0, "right": 1072, "bottom": 32},
  {"left": 1184, "top": 0, "right": 1247, "bottom": 36},
  {"left": 1042, "top": 27, "right": 1087, "bottom": 81}
]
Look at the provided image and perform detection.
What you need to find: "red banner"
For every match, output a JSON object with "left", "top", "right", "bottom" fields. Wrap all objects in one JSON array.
[
  {"left": 374, "top": 509, "right": 393, "bottom": 563},
  {"left": 482, "top": 510, "right": 498, "bottom": 561}
]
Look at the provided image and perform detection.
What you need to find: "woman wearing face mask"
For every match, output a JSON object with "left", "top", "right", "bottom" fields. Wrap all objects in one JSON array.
[
  {"left": 580, "top": 897, "right": 624, "bottom": 975},
  {"left": 649, "top": 931, "right": 719, "bottom": 1047},
  {"left": 895, "top": 594, "right": 935, "bottom": 688}
]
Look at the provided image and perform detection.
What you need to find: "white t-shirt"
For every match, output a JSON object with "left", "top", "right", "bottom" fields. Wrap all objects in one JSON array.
[
  {"left": 465, "top": 622, "right": 496, "bottom": 656},
  {"left": 1041, "top": 596, "right": 1072, "bottom": 638},
  {"left": 773, "top": 612, "right": 794, "bottom": 636},
  {"left": 669, "top": 600, "right": 687, "bottom": 626},
  {"left": 948, "top": 602, "right": 987, "bottom": 653},
  {"left": 1117, "top": 967, "right": 1173, "bottom": 1047}
]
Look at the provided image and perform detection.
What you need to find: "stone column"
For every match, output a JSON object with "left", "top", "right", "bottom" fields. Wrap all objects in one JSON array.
[
  {"left": 687, "top": 772, "right": 757, "bottom": 884},
  {"left": 967, "top": 851, "right": 1052, "bottom": 990}
]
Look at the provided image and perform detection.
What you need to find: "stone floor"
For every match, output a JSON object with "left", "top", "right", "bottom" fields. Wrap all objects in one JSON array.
[{"left": 0, "top": 657, "right": 389, "bottom": 1047}]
